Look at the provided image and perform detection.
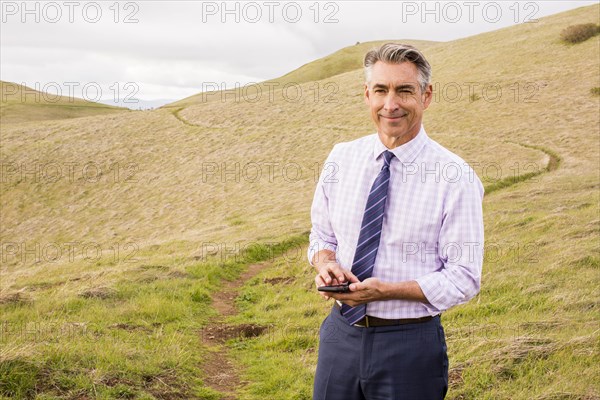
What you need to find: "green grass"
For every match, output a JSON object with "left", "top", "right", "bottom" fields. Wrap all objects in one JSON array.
[
  {"left": 485, "top": 142, "right": 561, "bottom": 194},
  {"left": 0, "top": 236, "right": 307, "bottom": 399},
  {"left": 225, "top": 248, "right": 320, "bottom": 400},
  {"left": 223, "top": 229, "right": 599, "bottom": 399}
]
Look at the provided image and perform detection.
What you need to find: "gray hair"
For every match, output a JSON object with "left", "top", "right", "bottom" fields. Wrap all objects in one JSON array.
[{"left": 364, "top": 43, "right": 432, "bottom": 93}]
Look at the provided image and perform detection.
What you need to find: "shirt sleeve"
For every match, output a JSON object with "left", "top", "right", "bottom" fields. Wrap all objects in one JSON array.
[
  {"left": 415, "top": 168, "right": 485, "bottom": 313},
  {"left": 307, "top": 147, "right": 339, "bottom": 266}
]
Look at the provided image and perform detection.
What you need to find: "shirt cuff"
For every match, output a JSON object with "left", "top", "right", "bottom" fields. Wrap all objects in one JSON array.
[
  {"left": 307, "top": 241, "right": 338, "bottom": 267},
  {"left": 414, "top": 273, "right": 447, "bottom": 314}
]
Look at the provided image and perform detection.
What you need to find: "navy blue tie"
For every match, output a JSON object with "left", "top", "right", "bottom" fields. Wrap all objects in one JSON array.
[{"left": 341, "top": 150, "right": 395, "bottom": 325}]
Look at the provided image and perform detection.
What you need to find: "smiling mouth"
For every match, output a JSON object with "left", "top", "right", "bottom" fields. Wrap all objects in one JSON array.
[{"left": 380, "top": 114, "right": 406, "bottom": 120}]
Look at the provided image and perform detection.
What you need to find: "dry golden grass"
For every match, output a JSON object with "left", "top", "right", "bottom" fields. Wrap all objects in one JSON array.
[
  {"left": 0, "top": 90, "right": 546, "bottom": 291},
  {"left": 0, "top": 81, "right": 127, "bottom": 124}
]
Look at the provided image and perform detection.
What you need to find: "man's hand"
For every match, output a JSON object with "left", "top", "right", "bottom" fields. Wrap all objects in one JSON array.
[
  {"left": 313, "top": 251, "right": 359, "bottom": 300},
  {"left": 315, "top": 262, "right": 359, "bottom": 300},
  {"left": 327, "top": 277, "right": 389, "bottom": 306},
  {"left": 312, "top": 248, "right": 430, "bottom": 305},
  {"left": 330, "top": 278, "right": 428, "bottom": 305}
]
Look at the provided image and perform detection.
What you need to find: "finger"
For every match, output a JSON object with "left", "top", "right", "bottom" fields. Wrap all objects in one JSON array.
[
  {"left": 320, "top": 292, "right": 330, "bottom": 300},
  {"left": 330, "top": 291, "right": 352, "bottom": 300},
  {"left": 331, "top": 265, "right": 361, "bottom": 284},
  {"left": 327, "top": 264, "right": 350, "bottom": 283},
  {"left": 317, "top": 274, "right": 340, "bottom": 287},
  {"left": 319, "top": 268, "right": 333, "bottom": 284},
  {"left": 333, "top": 295, "right": 356, "bottom": 306},
  {"left": 315, "top": 278, "right": 330, "bottom": 299},
  {"left": 344, "top": 269, "right": 360, "bottom": 283},
  {"left": 315, "top": 275, "right": 325, "bottom": 287}
]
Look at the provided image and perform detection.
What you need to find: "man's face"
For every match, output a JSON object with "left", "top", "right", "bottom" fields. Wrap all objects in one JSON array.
[{"left": 364, "top": 61, "right": 432, "bottom": 148}]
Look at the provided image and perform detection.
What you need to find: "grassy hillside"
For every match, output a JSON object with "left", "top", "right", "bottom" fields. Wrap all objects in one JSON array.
[
  {"left": 0, "top": 81, "right": 128, "bottom": 124},
  {"left": 1, "top": 4, "right": 598, "bottom": 400},
  {"left": 271, "top": 39, "right": 438, "bottom": 84},
  {"left": 165, "top": 39, "right": 437, "bottom": 108}
]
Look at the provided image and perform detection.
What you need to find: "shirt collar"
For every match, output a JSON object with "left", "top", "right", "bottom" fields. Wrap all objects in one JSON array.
[{"left": 372, "top": 125, "right": 429, "bottom": 164}]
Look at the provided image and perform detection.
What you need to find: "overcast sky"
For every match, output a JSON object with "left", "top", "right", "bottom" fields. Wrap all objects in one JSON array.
[{"left": 1, "top": 0, "right": 596, "bottom": 108}]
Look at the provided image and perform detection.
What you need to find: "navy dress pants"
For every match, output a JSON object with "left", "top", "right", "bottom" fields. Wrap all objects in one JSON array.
[{"left": 313, "top": 303, "right": 448, "bottom": 400}]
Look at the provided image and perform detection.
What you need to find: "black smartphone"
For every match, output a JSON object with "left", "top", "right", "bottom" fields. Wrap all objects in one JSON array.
[{"left": 317, "top": 282, "right": 350, "bottom": 293}]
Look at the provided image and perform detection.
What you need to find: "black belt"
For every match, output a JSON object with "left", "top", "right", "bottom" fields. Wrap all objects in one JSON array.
[{"left": 334, "top": 301, "right": 434, "bottom": 327}]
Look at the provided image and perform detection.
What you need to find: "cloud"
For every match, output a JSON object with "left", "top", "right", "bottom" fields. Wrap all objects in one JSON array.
[{"left": 1, "top": 0, "right": 595, "bottom": 104}]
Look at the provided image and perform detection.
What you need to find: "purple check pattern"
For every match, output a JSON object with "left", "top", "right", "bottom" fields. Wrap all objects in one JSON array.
[{"left": 308, "top": 127, "right": 485, "bottom": 319}]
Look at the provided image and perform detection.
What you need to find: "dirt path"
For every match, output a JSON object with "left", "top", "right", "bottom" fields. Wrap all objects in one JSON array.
[{"left": 199, "top": 262, "right": 267, "bottom": 400}]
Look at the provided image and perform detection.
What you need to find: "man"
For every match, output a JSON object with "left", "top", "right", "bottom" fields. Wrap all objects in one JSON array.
[{"left": 308, "top": 43, "right": 484, "bottom": 400}]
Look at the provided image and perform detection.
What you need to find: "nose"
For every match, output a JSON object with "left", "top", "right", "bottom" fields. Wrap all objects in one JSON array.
[{"left": 383, "top": 92, "right": 400, "bottom": 112}]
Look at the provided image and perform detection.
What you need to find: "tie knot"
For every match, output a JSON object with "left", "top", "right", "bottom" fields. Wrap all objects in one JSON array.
[{"left": 382, "top": 150, "right": 395, "bottom": 168}]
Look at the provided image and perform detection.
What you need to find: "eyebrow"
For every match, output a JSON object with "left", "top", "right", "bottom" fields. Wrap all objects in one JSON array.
[{"left": 372, "top": 83, "right": 417, "bottom": 91}]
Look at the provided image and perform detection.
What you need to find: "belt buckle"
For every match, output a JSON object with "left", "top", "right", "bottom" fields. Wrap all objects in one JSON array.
[{"left": 353, "top": 316, "right": 370, "bottom": 327}]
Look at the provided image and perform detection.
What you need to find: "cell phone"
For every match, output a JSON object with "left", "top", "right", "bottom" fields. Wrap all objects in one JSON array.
[{"left": 317, "top": 282, "right": 350, "bottom": 293}]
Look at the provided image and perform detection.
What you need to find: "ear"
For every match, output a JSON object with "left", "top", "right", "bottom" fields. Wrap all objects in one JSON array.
[
  {"left": 422, "top": 84, "right": 433, "bottom": 110},
  {"left": 364, "top": 83, "right": 370, "bottom": 105}
]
